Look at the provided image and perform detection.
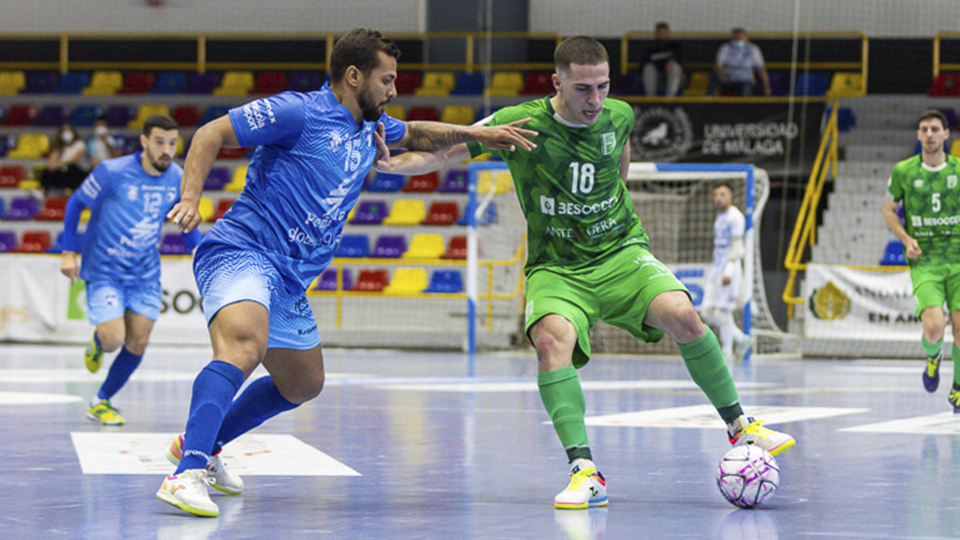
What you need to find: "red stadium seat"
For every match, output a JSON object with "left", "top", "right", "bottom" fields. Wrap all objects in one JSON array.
[
  {"left": 930, "top": 73, "right": 960, "bottom": 97},
  {"left": 34, "top": 196, "right": 68, "bottom": 221},
  {"left": 394, "top": 72, "right": 421, "bottom": 95},
  {"left": 406, "top": 106, "right": 439, "bottom": 122},
  {"left": 441, "top": 235, "right": 468, "bottom": 259},
  {"left": 171, "top": 104, "right": 202, "bottom": 127},
  {"left": 401, "top": 172, "right": 439, "bottom": 192},
  {"left": 0, "top": 165, "right": 26, "bottom": 188},
  {"left": 1, "top": 104, "right": 36, "bottom": 126},
  {"left": 252, "top": 72, "right": 288, "bottom": 94},
  {"left": 351, "top": 269, "right": 389, "bottom": 292},
  {"left": 211, "top": 198, "right": 235, "bottom": 222},
  {"left": 421, "top": 201, "right": 459, "bottom": 225},
  {"left": 118, "top": 72, "right": 155, "bottom": 94},
  {"left": 13, "top": 230, "right": 52, "bottom": 253},
  {"left": 523, "top": 72, "right": 555, "bottom": 95}
]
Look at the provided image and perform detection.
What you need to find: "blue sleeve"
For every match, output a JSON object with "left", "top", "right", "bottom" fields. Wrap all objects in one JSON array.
[
  {"left": 380, "top": 113, "right": 406, "bottom": 144},
  {"left": 62, "top": 194, "right": 87, "bottom": 252},
  {"left": 182, "top": 229, "right": 203, "bottom": 251},
  {"left": 229, "top": 92, "right": 306, "bottom": 150}
]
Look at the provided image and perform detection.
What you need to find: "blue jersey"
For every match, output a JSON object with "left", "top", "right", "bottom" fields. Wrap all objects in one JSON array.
[
  {"left": 201, "top": 84, "right": 406, "bottom": 290},
  {"left": 74, "top": 153, "right": 184, "bottom": 282}
]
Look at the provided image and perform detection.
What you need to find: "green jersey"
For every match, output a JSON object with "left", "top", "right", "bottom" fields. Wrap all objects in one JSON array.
[
  {"left": 887, "top": 154, "right": 960, "bottom": 266},
  {"left": 467, "top": 97, "right": 647, "bottom": 275}
]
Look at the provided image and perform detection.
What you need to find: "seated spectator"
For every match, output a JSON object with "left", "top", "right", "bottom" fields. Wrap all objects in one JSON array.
[
  {"left": 87, "top": 115, "right": 124, "bottom": 168},
  {"left": 40, "top": 123, "right": 89, "bottom": 195},
  {"left": 708, "top": 28, "right": 771, "bottom": 97},
  {"left": 641, "top": 22, "right": 684, "bottom": 97}
]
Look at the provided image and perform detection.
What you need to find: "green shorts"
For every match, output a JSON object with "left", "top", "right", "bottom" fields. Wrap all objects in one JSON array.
[
  {"left": 524, "top": 244, "right": 689, "bottom": 368},
  {"left": 909, "top": 263, "right": 960, "bottom": 317}
]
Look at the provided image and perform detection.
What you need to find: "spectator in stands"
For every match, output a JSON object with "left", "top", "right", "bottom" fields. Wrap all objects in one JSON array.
[
  {"left": 86, "top": 115, "right": 124, "bottom": 168},
  {"left": 708, "top": 28, "right": 771, "bottom": 97},
  {"left": 641, "top": 22, "right": 684, "bottom": 97},
  {"left": 40, "top": 122, "right": 89, "bottom": 195}
]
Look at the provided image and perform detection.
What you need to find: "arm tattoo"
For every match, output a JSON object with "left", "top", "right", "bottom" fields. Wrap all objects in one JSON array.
[{"left": 404, "top": 121, "right": 473, "bottom": 151}]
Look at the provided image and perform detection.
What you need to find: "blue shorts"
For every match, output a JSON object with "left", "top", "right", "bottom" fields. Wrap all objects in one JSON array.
[
  {"left": 86, "top": 279, "right": 162, "bottom": 326},
  {"left": 194, "top": 243, "right": 320, "bottom": 350}
]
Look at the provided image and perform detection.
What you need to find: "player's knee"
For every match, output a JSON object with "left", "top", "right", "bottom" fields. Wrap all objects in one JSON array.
[
  {"left": 98, "top": 332, "right": 125, "bottom": 353},
  {"left": 669, "top": 303, "right": 706, "bottom": 344},
  {"left": 286, "top": 371, "right": 325, "bottom": 404}
]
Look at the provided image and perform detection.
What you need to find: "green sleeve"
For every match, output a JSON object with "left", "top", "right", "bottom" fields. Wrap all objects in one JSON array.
[{"left": 887, "top": 163, "right": 904, "bottom": 202}]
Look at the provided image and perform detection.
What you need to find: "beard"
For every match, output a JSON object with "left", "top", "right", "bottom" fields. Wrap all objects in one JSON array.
[
  {"left": 358, "top": 84, "right": 385, "bottom": 122},
  {"left": 145, "top": 148, "right": 171, "bottom": 172}
]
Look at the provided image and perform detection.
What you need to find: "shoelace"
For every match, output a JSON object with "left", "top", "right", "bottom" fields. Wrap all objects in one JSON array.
[{"left": 567, "top": 469, "right": 595, "bottom": 490}]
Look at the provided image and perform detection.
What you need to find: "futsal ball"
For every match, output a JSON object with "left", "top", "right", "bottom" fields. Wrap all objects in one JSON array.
[{"left": 716, "top": 445, "right": 779, "bottom": 508}]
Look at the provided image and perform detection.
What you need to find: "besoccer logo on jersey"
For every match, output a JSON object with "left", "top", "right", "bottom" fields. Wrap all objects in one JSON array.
[
  {"left": 912, "top": 216, "right": 922, "bottom": 227},
  {"left": 540, "top": 195, "right": 555, "bottom": 216},
  {"left": 601, "top": 132, "right": 616, "bottom": 155}
]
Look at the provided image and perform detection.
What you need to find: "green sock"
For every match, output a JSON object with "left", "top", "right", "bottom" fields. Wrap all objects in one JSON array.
[
  {"left": 538, "top": 366, "right": 590, "bottom": 462},
  {"left": 679, "top": 328, "right": 741, "bottom": 423},
  {"left": 922, "top": 336, "right": 943, "bottom": 359},
  {"left": 952, "top": 345, "right": 960, "bottom": 388}
]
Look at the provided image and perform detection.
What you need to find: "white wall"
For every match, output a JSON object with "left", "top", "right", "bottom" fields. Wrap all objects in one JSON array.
[
  {"left": 530, "top": 0, "right": 960, "bottom": 38},
  {"left": 0, "top": 0, "right": 424, "bottom": 34}
]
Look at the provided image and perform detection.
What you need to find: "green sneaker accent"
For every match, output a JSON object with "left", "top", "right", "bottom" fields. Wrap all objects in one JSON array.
[
  {"left": 84, "top": 334, "right": 104, "bottom": 374},
  {"left": 87, "top": 400, "right": 124, "bottom": 425}
]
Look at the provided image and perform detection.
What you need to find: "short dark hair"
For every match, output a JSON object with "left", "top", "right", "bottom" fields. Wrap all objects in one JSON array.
[
  {"left": 329, "top": 28, "right": 401, "bottom": 84},
  {"left": 554, "top": 36, "right": 609, "bottom": 75},
  {"left": 655, "top": 22, "right": 669, "bottom": 31},
  {"left": 918, "top": 109, "right": 950, "bottom": 130},
  {"left": 142, "top": 114, "right": 178, "bottom": 136},
  {"left": 713, "top": 182, "right": 735, "bottom": 194},
  {"left": 732, "top": 27, "right": 746, "bottom": 35}
]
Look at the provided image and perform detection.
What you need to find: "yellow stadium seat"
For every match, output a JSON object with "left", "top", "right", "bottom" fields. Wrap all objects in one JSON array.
[
  {"left": 0, "top": 71, "right": 26, "bottom": 95},
  {"left": 403, "top": 234, "right": 446, "bottom": 259},
  {"left": 383, "top": 268, "right": 428, "bottom": 295},
  {"left": 682, "top": 72, "right": 710, "bottom": 97},
  {"left": 18, "top": 179, "right": 41, "bottom": 190},
  {"left": 477, "top": 170, "right": 513, "bottom": 194},
  {"left": 950, "top": 140, "right": 960, "bottom": 157},
  {"left": 826, "top": 72, "right": 864, "bottom": 100},
  {"left": 415, "top": 72, "right": 456, "bottom": 97},
  {"left": 8, "top": 134, "right": 50, "bottom": 159},
  {"left": 128, "top": 104, "right": 171, "bottom": 129},
  {"left": 382, "top": 199, "right": 427, "bottom": 225},
  {"left": 385, "top": 104, "right": 406, "bottom": 121},
  {"left": 198, "top": 196, "right": 215, "bottom": 222},
  {"left": 225, "top": 166, "right": 247, "bottom": 192},
  {"left": 83, "top": 71, "right": 123, "bottom": 95},
  {"left": 214, "top": 71, "right": 255, "bottom": 96},
  {"left": 440, "top": 105, "right": 475, "bottom": 126},
  {"left": 484, "top": 72, "right": 524, "bottom": 97}
]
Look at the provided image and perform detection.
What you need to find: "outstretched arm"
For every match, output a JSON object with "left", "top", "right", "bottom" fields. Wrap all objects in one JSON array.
[{"left": 395, "top": 118, "right": 536, "bottom": 152}]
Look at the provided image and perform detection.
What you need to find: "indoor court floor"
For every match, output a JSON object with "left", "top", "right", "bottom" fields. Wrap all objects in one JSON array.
[{"left": 2, "top": 343, "right": 960, "bottom": 540}]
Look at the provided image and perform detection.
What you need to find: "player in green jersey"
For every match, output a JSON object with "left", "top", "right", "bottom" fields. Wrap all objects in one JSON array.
[
  {"left": 883, "top": 109, "right": 960, "bottom": 410},
  {"left": 374, "top": 36, "right": 794, "bottom": 509}
]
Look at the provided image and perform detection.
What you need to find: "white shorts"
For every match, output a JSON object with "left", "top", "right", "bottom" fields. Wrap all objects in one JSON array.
[{"left": 701, "top": 263, "right": 742, "bottom": 312}]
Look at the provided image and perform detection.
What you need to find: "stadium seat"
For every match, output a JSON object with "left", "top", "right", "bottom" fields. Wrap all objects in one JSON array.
[
  {"left": 457, "top": 202, "right": 498, "bottom": 226},
  {"left": 288, "top": 71, "right": 322, "bottom": 92},
  {"left": 200, "top": 105, "right": 231, "bottom": 126},
  {"left": 225, "top": 166, "right": 247, "bottom": 192},
  {"left": 450, "top": 72, "right": 485, "bottom": 96},
  {"left": 314, "top": 268, "right": 353, "bottom": 291},
  {"left": 34, "top": 105, "right": 68, "bottom": 127},
  {"left": 152, "top": 71, "right": 188, "bottom": 94},
  {"left": 523, "top": 71, "right": 554, "bottom": 95},
  {"left": 252, "top": 72, "right": 287, "bottom": 94},
  {"left": 383, "top": 268, "right": 427, "bottom": 295},
  {"left": 70, "top": 104, "right": 102, "bottom": 127},
  {"left": 119, "top": 71, "right": 155, "bottom": 94},
  {"left": 129, "top": 104, "right": 171, "bottom": 129},
  {"left": 394, "top": 71, "right": 421, "bottom": 95},
  {"left": 7, "top": 134, "right": 49, "bottom": 159},
  {"left": 767, "top": 72, "right": 791, "bottom": 96},
  {"left": 0, "top": 230, "right": 16, "bottom": 252},
  {"left": 203, "top": 167, "right": 231, "bottom": 190},
  {"left": 54, "top": 72, "right": 89, "bottom": 94},
  {"left": 421, "top": 201, "right": 459, "bottom": 225},
  {"left": 0, "top": 71, "right": 26, "bottom": 95},
  {"left": 837, "top": 107, "right": 856, "bottom": 132},
  {"left": 879, "top": 240, "right": 906, "bottom": 266},
  {"left": 365, "top": 172, "right": 405, "bottom": 192},
  {"left": 440, "top": 105, "right": 475, "bottom": 126},
  {"left": 402, "top": 172, "right": 439, "bottom": 192},
  {"left": 23, "top": 71, "right": 57, "bottom": 94},
  {"left": 197, "top": 197, "right": 215, "bottom": 222},
  {"left": 214, "top": 71, "right": 255, "bottom": 96},
  {"left": 104, "top": 105, "right": 135, "bottom": 127},
  {"left": 930, "top": 73, "right": 960, "bottom": 97},
  {"left": 383, "top": 199, "right": 427, "bottom": 226},
  {"left": 617, "top": 72, "right": 644, "bottom": 95},
  {"left": 34, "top": 196, "right": 68, "bottom": 221},
  {"left": 0, "top": 165, "right": 26, "bottom": 188},
  {"left": 485, "top": 72, "right": 524, "bottom": 97},
  {"left": 424, "top": 270, "right": 464, "bottom": 293},
  {"left": 385, "top": 104, "right": 406, "bottom": 121},
  {"left": 211, "top": 198, "right": 234, "bottom": 222},
  {"left": 1, "top": 104, "right": 36, "bottom": 126},
  {"left": 406, "top": 106, "right": 440, "bottom": 122},
  {"left": 217, "top": 147, "right": 248, "bottom": 160},
  {"left": 438, "top": 170, "right": 468, "bottom": 193},
  {"left": 478, "top": 170, "right": 513, "bottom": 194},
  {"left": 83, "top": 71, "right": 123, "bottom": 95},
  {"left": 415, "top": 71, "right": 456, "bottom": 97},
  {"left": 938, "top": 108, "right": 959, "bottom": 131},
  {"left": 795, "top": 73, "right": 830, "bottom": 96},
  {"left": 13, "top": 230, "right": 51, "bottom": 253},
  {"left": 403, "top": 234, "right": 445, "bottom": 259},
  {"left": 0, "top": 134, "right": 8, "bottom": 158},
  {"left": 441, "top": 235, "right": 467, "bottom": 259},
  {"left": 351, "top": 269, "right": 389, "bottom": 292},
  {"left": 351, "top": 200, "right": 388, "bottom": 224},
  {"left": 335, "top": 234, "right": 370, "bottom": 258},
  {"left": 2, "top": 196, "right": 39, "bottom": 220},
  {"left": 370, "top": 235, "right": 406, "bottom": 258},
  {"left": 186, "top": 72, "right": 220, "bottom": 94},
  {"left": 171, "top": 104, "right": 202, "bottom": 127},
  {"left": 826, "top": 72, "right": 864, "bottom": 100},
  {"left": 682, "top": 72, "right": 710, "bottom": 97},
  {"left": 159, "top": 233, "right": 188, "bottom": 255}
]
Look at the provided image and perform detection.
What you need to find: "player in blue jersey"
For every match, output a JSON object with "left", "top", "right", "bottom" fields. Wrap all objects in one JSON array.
[
  {"left": 59, "top": 115, "right": 202, "bottom": 426},
  {"left": 154, "top": 28, "right": 537, "bottom": 517}
]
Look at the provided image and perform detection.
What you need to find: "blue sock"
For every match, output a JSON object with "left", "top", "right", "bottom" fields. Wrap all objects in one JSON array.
[
  {"left": 97, "top": 347, "right": 142, "bottom": 401},
  {"left": 175, "top": 361, "right": 244, "bottom": 474},
  {"left": 212, "top": 376, "right": 298, "bottom": 454}
]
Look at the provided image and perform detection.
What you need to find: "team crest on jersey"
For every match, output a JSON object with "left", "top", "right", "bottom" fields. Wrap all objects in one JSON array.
[
  {"left": 914, "top": 179, "right": 924, "bottom": 187},
  {"left": 329, "top": 131, "right": 344, "bottom": 151},
  {"left": 126, "top": 185, "right": 138, "bottom": 201},
  {"left": 949, "top": 175, "right": 957, "bottom": 189},
  {"left": 602, "top": 132, "right": 616, "bottom": 155}
]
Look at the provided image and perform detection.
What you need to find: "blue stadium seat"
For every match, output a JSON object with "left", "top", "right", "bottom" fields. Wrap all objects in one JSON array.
[
  {"left": 879, "top": 240, "right": 906, "bottom": 266},
  {"left": 152, "top": 72, "right": 188, "bottom": 94},
  {"left": 54, "top": 72, "right": 89, "bottom": 94},
  {"left": 837, "top": 107, "right": 856, "bottom": 132},
  {"left": 70, "top": 105, "right": 102, "bottom": 127},
  {"left": 795, "top": 73, "right": 830, "bottom": 96},
  {"left": 335, "top": 234, "right": 370, "bottom": 258},
  {"left": 365, "top": 172, "right": 405, "bottom": 192},
  {"left": 424, "top": 270, "right": 464, "bottom": 293},
  {"left": 450, "top": 72, "right": 485, "bottom": 95},
  {"left": 200, "top": 105, "right": 231, "bottom": 126}
]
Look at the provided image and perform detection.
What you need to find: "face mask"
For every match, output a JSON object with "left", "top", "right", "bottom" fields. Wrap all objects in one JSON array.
[
  {"left": 61, "top": 132, "right": 74, "bottom": 143},
  {"left": 732, "top": 41, "right": 746, "bottom": 50},
  {"left": 94, "top": 126, "right": 108, "bottom": 136}
]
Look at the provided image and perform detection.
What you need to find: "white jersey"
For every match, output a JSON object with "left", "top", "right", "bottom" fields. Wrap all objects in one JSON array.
[{"left": 712, "top": 206, "right": 745, "bottom": 277}]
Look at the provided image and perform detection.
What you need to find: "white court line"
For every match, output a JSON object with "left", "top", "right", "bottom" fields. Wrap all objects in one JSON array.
[
  {"left": 581, "top": 404, "right": 868, "bottom": 428},
  {"left": 0, "top": 369, "right": 371, "bottom": 384},
  {"left": 370, "top": 380, "right": 774, "bottom": 392},
  {"left": 839, "top": 412, "right": 960, "bottom": 435},
  {"left": 0, "top": 391, "right": 82, "bottom": 405}
]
